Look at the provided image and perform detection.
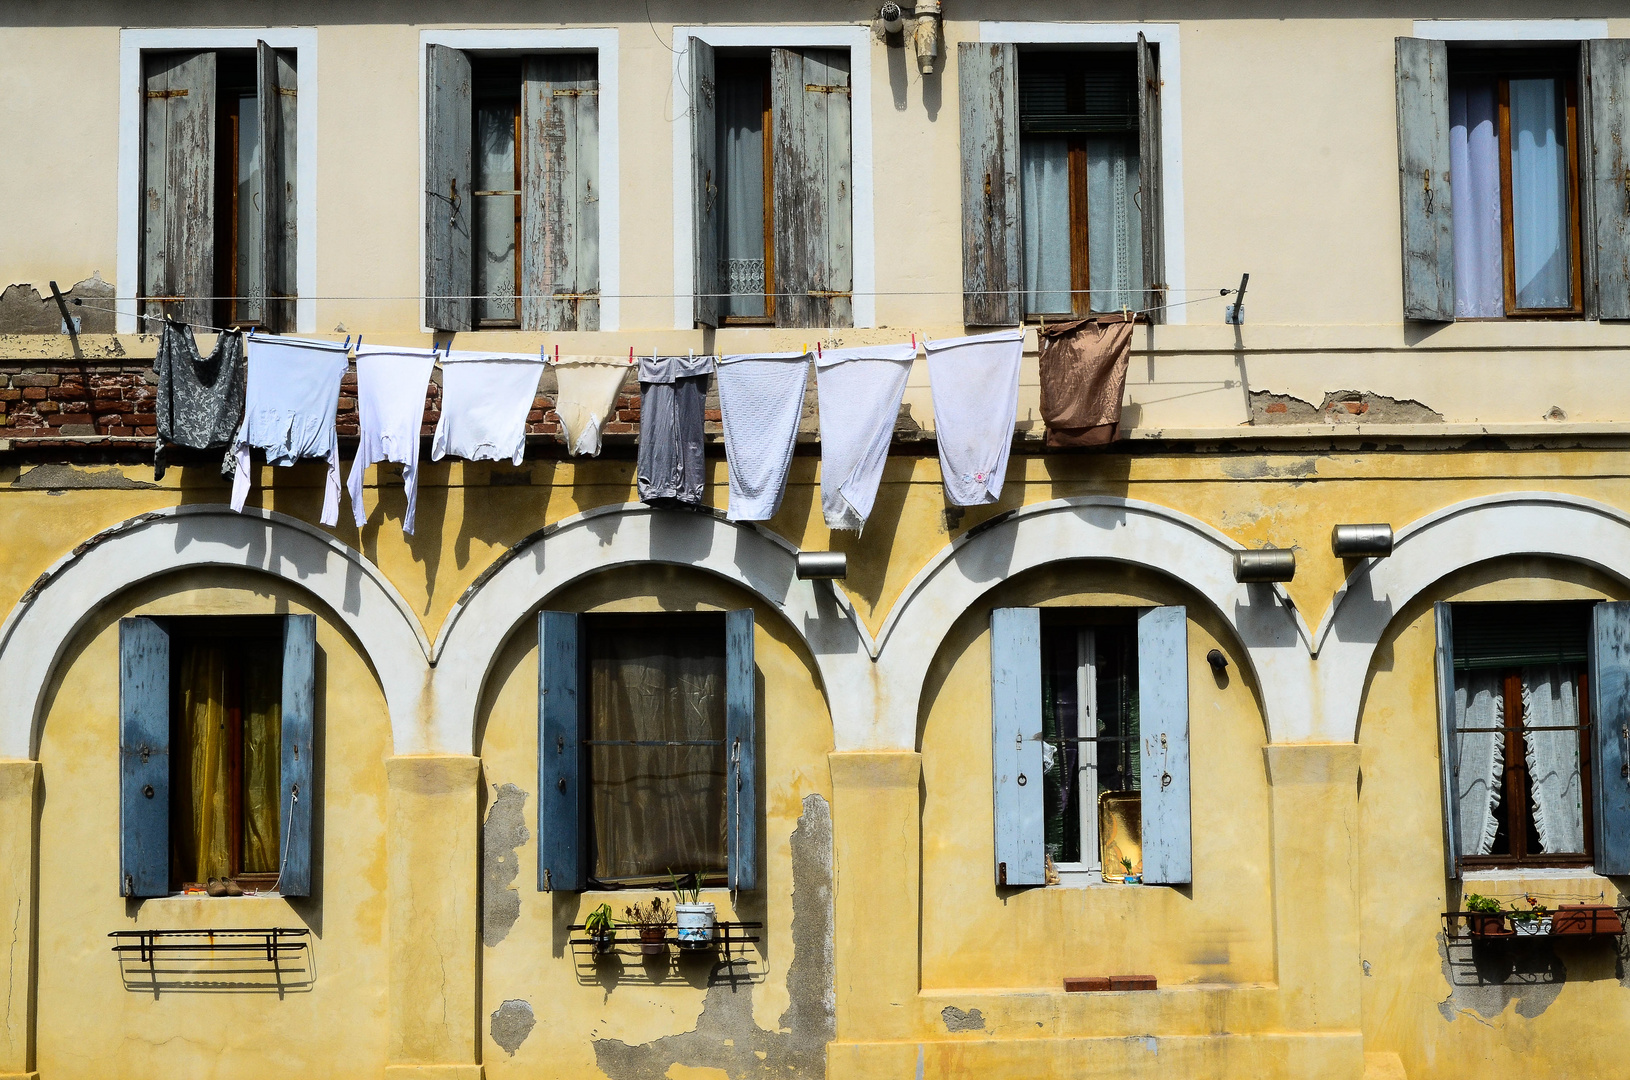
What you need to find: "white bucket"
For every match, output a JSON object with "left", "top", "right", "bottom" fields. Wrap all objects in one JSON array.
[{"left": 675, "top": 902, "right": 716, "bottom": 949}]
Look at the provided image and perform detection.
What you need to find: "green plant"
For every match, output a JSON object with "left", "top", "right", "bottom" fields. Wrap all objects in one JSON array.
[
  {"left": 623, "top": 897, "right": 672, "bottom": 929},
  {"left": 1120, "top": 856, "right": 1134, "bottom": 875},
  {"left": 1508, "top": 894, "right": 1549, "bottom": 922},
  {"left": 669, "top": 869, "right": 701, "bottom": 906},
  {"left": 1464, "top": 893, "right": 1502, "bottom": 914},
  {"left": 584, "top": 902, "right": 615, "bottom": 938}
]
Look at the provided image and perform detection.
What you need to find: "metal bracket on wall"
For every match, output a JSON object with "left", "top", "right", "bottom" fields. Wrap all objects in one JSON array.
[
  {"left": 1225, "top": 272, "right": 1249, "bottom": 325},
  {"left": 48, "top": 280, "right": 82, "bottom": 359}
]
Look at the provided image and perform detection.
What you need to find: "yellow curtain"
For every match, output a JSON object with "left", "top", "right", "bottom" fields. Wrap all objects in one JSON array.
[
  {"left": 242, "top": 649, "right": 282, "bottom": 874},
  {"left": 177, "top": 644, "right": 231, "bottom": 882}
]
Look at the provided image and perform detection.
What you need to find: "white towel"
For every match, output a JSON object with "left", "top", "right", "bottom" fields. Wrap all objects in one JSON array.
[
  {"left": 717, "top": 351, "right": 812, "bottom": 521},
  {"left": 230, "top": 335, "right": 351, "bottom": 526},
  {"left": 815, "top": 343, "right": 915, "bottom": 531},
  {"left": 553, "top": 357, "right": 631, "bottom": 457},
  {"left": 925, "top": 329, "right": 1024, "bottom": 506},
  {"left": 430, "top": 351, "right": 545, "bottom": 466},
  {"left": 346, "top": 346, "right": 435, "bottom": 534}
]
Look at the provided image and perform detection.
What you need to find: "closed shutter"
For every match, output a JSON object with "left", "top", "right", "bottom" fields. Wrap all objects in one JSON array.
[
  {"left": 1433, "top": 602, "right": 1462, "bottom": 880},
  {"left": 538, "top": 611, "right": 586, "bottom": 891},
  {"left": 958, "top": 42, "right": 1022, "bottom": 327},
  {"left": 1587, "top": 41, "right": 1630, "bottom": 320},
  {"left": 256, "top": 42, "right": 297, "bottom": 333},
  {"left": 1589, "top": 601, "right": 1630, "bottom": 875},
  {"left": 1394, "top": 37, "right": 1455, "bottom": 322},
  {"left": 1137, "top": 33, "right": 1165, "bottom": 320},
  {"left": 425, "top": 44, "right": 473, "bottom": 332},
  {"left": 141, "top": 50, "right": 217, "bottom": 329},
  {"left": 119, "top": 617, "right": 171, "bottom": 898},
  {"left": 521, "top": 54, "right": 600, "bottom": 332},
  {"left": 278, "top": 614, "right": 316, "bottom": 897},
  {"left": 1137, "top": 605, "right": 1190, "bottom": 885},
  {"left": 691, "top": 39, "right": 722, "bottom": 329},
  {"left": 771, "top": 47, "right": 853, "bottom": 329},
  {"left": 726, "top": 609, "right": 758, "bottom": 891},
  {"left": 990, "top": 607, "right": 1044, "bottom": 887}
]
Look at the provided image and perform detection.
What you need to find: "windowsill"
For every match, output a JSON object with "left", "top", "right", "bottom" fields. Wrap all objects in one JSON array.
[
  {"left": 1463, "top": 866, "right": 1611, "bottom": 883},
  {"left": 1053, "top": 867, "right": 1151, "bottom": 890}
]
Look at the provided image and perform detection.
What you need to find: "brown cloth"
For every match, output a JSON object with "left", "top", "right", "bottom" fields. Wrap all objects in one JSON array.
[{"left": 1037, "top": 316, "right": 1135, "bottom": 447}]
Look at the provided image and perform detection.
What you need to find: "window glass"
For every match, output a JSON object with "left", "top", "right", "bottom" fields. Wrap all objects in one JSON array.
[
  {"left": 1509, "top": 77, "right": 1571, "bottom": 310},
  {"left": 716, "top": 56, "right": 771, "bottom": 322},
  {"left": 472, "top": 59, "right": 521, "bottom": 326},
  {"left": 235, "top": 94, "right": 264, "bottom": 325},
  {"left": 1449, "top": 78, "right": 1505, "bottom": 317}
]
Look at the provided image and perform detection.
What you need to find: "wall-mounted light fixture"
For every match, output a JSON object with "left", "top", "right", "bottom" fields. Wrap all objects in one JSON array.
[
  {"left": 1234, "top": 549, "right": 1295, "bottom": 583},
  {"left": 879, "top": 2, "right": 905, "bottom": 35},
  {"left": 1331, "top": 523, "right": 1394, "bottom": 558},
  {"left": 796, "top": 551, "right": 848, "bottom": 580}
]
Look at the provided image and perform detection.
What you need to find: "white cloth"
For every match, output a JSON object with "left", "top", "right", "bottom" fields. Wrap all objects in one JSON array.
[
  {"left": 430, "top": 351, "right": 545, "bottom": 466},
  {"left": 553, "top": 357, "right": 631, "bottom": 457},
  {"left": 716, "top": 350, "right": 812, "bottom": 522},
  {"left": 925, "top": 329, "right": 1023, "bottom": 506},
  {"left": 815, "top": 343, "right": 915, "bottom": 530},
  {"left": 1453, "top": 671, "right": 1505, "bottom": 858},
  {"left": 346, "top": 346, "right": 435, "bottom": 534},
  {"left": 230, "top": 335, "right": 350, "bottom": 526},
  {"left": 1522, "top": 665, "right": 1585, "bottom": 854}
]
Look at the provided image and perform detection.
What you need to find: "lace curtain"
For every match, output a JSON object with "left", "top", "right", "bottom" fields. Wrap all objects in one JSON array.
[
  {"left": 1453, "top": 671, "right": 1505, "bottom": 857},
  {"left": 1522, "top": 664, "right": 1585, "bottom": 854},
  {"left": 1085, "top": 137, "right": 1142, "bottom": 314},
  {"left": 1449, "top": 79, "right": 1504, "bottom": 317}
]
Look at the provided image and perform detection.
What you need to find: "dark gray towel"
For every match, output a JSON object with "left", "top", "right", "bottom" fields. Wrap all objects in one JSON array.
[
  {"left": 636, "top": 355, "right": 715, "bottom": 507},
  {"left": 154, "top": 318, "right": 244, "bottom": 480}
]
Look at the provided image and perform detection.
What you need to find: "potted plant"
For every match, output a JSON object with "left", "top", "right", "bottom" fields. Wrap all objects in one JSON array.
[
  {"left": 1119, "top": 856, "right": 1142, "bottom": 886},
  {"left": 670, "top": 870, "right": 716, "bottom": 950},
  {"left": 623, "top": 897, "right": 672, "bottom": 956},
  {"left": 584, "top": 902, "right": 617, "bottom": 956},
  {"left": 1462, "top": 893, "right": 1511, "bottom": 937},
  {"left": 1508, "top": 895, "right": 1552, "bottom": 936}
]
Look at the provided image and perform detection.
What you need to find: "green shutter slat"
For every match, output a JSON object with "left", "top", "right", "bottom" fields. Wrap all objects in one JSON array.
[
  {"left": 1433, "top": 602, "right": 1462, "bottom": 880},
  {"left": 958, "top": 42, "right": 1022, "bottom": 327},
  {"left": 141, "top": 50, "right": 216, "bottom": 329},
  {"left": 771, "top": 48, "right": 853, "bottom": 329},
  {"left": 990, "top": 607, "right": 1045, "bottom": 887},
  {"left": 279, "top": 614, "right": 316, "bottom": 897},
  {"left": 691, "top": 39, "right": 721, "bottom": 329},
  {"left": 538, "top": 611, "right": 585, "bottom": 891},
  {"left": 1137, "top": 33, "right": 1165, "bottom": 321},
  {"left": 1394, "top": 37, "right": 1455, "bottom": 322},
  {"left": 521, "top": 54, "right": 600, "bottom": 332},
  {"left": 726, "top": 609, "right": 758, "bottom": 892},
  {"left": 256, "top": 42, "right": 297, "bottom": 333},
  {"left": 1590, "top": 602, "right": 1630, "bottom": 875},
  {"left": 1137, "top": 606, "right": 1190, "bottom": 885},
  {"left": 1587, "top": 40, "right": 1630, "bottom": 320},
  {"left": 120, "top": 617, "right": 171, "bottom": 898},
  {"left": 425, "top": 44, "right": 473, "bottom": 332}
]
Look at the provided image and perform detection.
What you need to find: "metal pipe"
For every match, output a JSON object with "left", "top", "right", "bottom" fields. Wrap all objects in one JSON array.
[
  {"left": 1331, "top": 523, "right": 1395, "bottom": 558},
  {"left": 1234, "top": 549, "right": 1295, "bottom": 583},
  {"left": 913, "top": 0, "right": 941, "bottom": 73},
  {"left": 796, "top": 551, "right": 848, "bottom": 580}
]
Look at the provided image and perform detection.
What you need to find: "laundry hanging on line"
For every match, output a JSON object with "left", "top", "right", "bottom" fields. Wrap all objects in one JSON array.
[
  {"left": 637, "top": 353, "right": 715, "bottom": 508},
  {"left": 716, "top": 350, "right": 813, "bottom": 522},
  {"left": 1038, "top": 316, "right": 1135, "bottom": 448},
  {"left": 553, "top": 357, "right": 633, "bottom": 457},
  {"left": 346, "top": 345, "right": 436, "bottom": 535},
  {"left": 430, "top": 351, "right": 546, "bottom": 466},
  {"left": 924, "top": 329, "right": 1024, "bottom": 507},
  {"left": 153, "top": 318, "right": 244, "bottom": 481},
  {"left": 814, "top": 343, "right": 915, "bottom": 531},
  {"left": 230, "top": 335, "right": 352, "bottom": 526}
]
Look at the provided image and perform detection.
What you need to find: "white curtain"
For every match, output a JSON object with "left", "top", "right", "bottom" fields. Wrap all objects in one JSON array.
[
  {"left": 1449, "top": 79, "right": 1504, "bottom": 318},
  {"left": 474, "top": 101, "right": 518, "bottom": 324},
  {"left": 1522, "top": 665, "right": 1586, "bottom": 854},
  {"left": 1086, "top": 137, "right": 1142, "bottom": 314},
  {"left": 717, "top": 73, "right": 767, "bottom": 320},
  {"left": 1021, "top": 136, "right": 1072, "bottom": 314},
  {"left": 1509, "top": 77, "right": 1572, "bottom": 310},
  {"left": 1454, "top": 671, "right": 1505, "bottom": 857}
]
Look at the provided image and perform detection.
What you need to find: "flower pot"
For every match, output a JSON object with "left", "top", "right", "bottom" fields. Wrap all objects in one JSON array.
[
  {"left": 675, "top": 902, "right": 716, "bottom": 950},
  {"left": 1466, "top": 912, "right": 1512, "bottom": 938},
  {"left": 1512, "top": 916, "right": 1552, "bottom": 936},
  {"left": 591, "top": 931, "right": 616, "bottom": 956},
  {"left": 638, "top": 927, "right": 668, "bottom": 956},
  {"left": 1553, "top": 905, "right": 1624, "bottom": 936}
]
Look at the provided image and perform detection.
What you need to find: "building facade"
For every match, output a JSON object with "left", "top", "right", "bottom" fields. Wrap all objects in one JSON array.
[{"left": 2, "top": 5, "right": 1630, "bottom": 1079}]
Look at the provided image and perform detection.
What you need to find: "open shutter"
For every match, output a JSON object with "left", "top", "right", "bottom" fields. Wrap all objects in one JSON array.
[
  {"left": 425, "top": 44, "right": 473, "bottom": 332},
  {"left": 726, "top": 609, "right": 758, "bottom": 891},
  {"left": 257, "top": 42, "right": 297, "bottom": 333},
  {"left": 772, "top": 47, "right": 853, "bottom": 329},
  {"left": 1137, "top": 34, "right": 1166, "bottom": 320},
  {"left": 1433, "top": 602, "right": 1462, "bottom": 880},
  {"left": 958, "top": 42, "right": 1021, "bottom": 328},
  {"left": 538, "top": 611, "right": 586, "bottom": 891},
  {"left": 522, "top": 54, "right": 600, "bottom": 332},
  {"left": 1394, "top": 38, "right": 1454, "bottom": 322},
  {"left": 1138, "top": 606, "right": 1190, "bottom": 885},
  {"left": 1587, "top": 41, "right": 1630, "bottom": 320},
  {"left": 692, "top": 39, "right": 722, "bottom": 329},
  {"left": 119, "top": 617, "right": 171, "bottom": 898},
  {"left": 141, "top": 50, "right": 217, "bottom": 329},
  {"left": 278, "top": 615, "right": 316, "bottom": 897},
  {"left": 990, "top": 608, "right": 1044, "bottom": 886},
  {"left": 1590, "top": 602, "right": 1630, "bottom": 874}
]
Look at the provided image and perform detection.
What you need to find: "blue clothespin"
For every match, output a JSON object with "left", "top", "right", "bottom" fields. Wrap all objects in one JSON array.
[
  {"left": 355, "top": 334, "right": 363, "bottom": 351},
  {"left": 343, "top": 334, "right": 351, "bottom": 350}
]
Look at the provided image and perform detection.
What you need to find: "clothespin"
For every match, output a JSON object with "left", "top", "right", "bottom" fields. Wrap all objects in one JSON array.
[
  {"left": 554, "top": 344, "right": 560, "bottom": 363},
  {"left": 910, "top": 331, "right": 917, "bottom": 350},
  {"left": 343, "top": 335, "right": 351, "bottom": 350},
  {"left": 1122, "top": 306, "right": 1131, "bottom": 323},
  {"left": 817, "top": 341, "right": 822, "bottom": 359},
  {"left": 355, "top": 334, "right": 363, "bottom": 351},
  {"left": 629, "top": 346, "right": 634, "bottom": 365}
]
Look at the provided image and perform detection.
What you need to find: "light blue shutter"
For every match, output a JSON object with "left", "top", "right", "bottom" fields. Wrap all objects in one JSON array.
[
  {"left": 726, "top": 609, "right": 758, "bottom": 891},
  {"left": 1589, "top": 602, "right": 1630, "bottom": 875},
  {"left": 279, "top": 614, "right": 316, "bottom": 897},
  {"left": 538, "top": 611, "right": 585, "bottom": 891},
  {"left": 119, "top": 617, "right": 171, "bottom": 898},
  {"left": 691, "top": 39, "right": 721, "bottom": 329},
  {"left": 1433, "top": 602, "right": 1462, "bottom": 880},
  {"left": 1138, "top": 606, "right": 1191, "bottom": 885},
  {"left": 1394, "top": 37, "right": 1455, "bottom": 322},
  {"left": 990, "top": 608, "right": 1044, "bottom": 886}
]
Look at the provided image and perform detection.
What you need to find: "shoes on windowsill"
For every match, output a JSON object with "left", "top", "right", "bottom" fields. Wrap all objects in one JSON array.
[{"left": 205, "top": 878, "right": 227, "bottom": 897}]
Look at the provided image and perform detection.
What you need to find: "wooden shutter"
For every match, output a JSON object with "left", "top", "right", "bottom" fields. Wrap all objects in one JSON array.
[
  {"left": 141, "top": 50, "right": 216, "bottom": 329},
  {"left": 1394, "top": 37, "right": 1455, "bottom": 322},
  {"left": 1137, "top": 606, "right": 1191, "bottom": 885},
  {"left": 1137, "top": 34, "right": 1166, "bottom": 320},
  {"left": 1433, "top": 602, "right": 1462, "bottom": 880},
  {"left": 278, "top": 614, "right": 316, "bottom": 897},
  {"left": 726, "top": 609, "right": 758, "bottom": 891},
  {"left": 119, "top": 617, "right": 171, "bottom": 898},
  {"left": 771, "top": 47, "right": 853, "bottom": 329},
  {"left": 691, "top": 40, "right": 722, "bottom": 329},
  {"left": 1589, "top": 602, "right": 1630, "bottom": 875},
  {"left": 538, "top": 611, "right": 586, "bottom": 891},
  {"left": 521, "top": 54, "right": 600, "bottom": 332},
  {"left": 990, "top": 607, "right": 1044, "bottom": 887},
  {"left": 256, "top": 42, "right": 297, "bottom": 333},
  {"left": 958, "top": 42, "right": 1021, "bottom": 328},
  {"left": 1587, "top": 41, "right": 1630, "bottom": 320},
  {"left": 425, "top": 44, "right": 473, "bottom": 331}
]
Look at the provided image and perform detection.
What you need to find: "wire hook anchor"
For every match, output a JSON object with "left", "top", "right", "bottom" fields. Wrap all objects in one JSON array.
[{"left": 1225, "top": 273, "right": 1250, "bottom": 325}]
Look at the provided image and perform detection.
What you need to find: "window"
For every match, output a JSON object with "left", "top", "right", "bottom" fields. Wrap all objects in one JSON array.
[
  {"left": 118, "top": 615, "right": 314, "bottom": 898},
  {"left": 713, "top": 54, "right": 775, "bottom": 324},
  {"left": 537, "top": 608, "right": 758, "bottom": 892}
]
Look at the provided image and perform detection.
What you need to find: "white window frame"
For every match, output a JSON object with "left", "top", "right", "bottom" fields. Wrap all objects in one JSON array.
[
  {"left": 117, "top": 28, "right": 320, "bottom": 335},
  {"left": 1053, "top": 627, "right": 1102, "bottom": 885},
  {"left": 670, "top": 25, "right": 876, "bottom": 330},
  {"left": 979, "top": 22, "right": 1187, "bottom": 324},
  {"left": 1411, "top": 19, "right": 1607, "bottom": 41},
  {"left": 418, "top": 28, "right": 622, "bottom": 333}
]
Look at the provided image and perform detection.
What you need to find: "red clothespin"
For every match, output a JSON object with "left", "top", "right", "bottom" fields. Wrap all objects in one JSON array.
[
  {"left": 817, "top": 342, "right": 823, "bottom": 359},
  {"left": 554, "top": 344, "right": 560, "bottom": 363},
  {"left": 628, "top": 346, "right": 634, "bottom": 365},
  {"left": 910, "top": 331, "right": 917, "bottom": 350}
]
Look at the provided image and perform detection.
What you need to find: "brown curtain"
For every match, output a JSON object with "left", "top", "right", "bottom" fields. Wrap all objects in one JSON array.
[
  {"left": 589, "top": 628, "right": 726, "bottom": 881},
  {"left": 176, "top": 643, "right": 232, "bottom": 882},
  {"left": 241, "top": 648, "right": 282, "bottom": 874}
]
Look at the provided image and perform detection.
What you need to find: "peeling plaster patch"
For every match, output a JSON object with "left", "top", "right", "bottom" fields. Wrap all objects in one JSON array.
[
  {"left": 1435, "top": 932, "right": 1564, "bottom": 1021},
  {"left": 1219, "top": 456, "right": 1318, "bottom": 481},
  {"left": 1249, "top": 389, "right": 1443, "bottom": 425},
  {"left": 482, "top": 783, "right": 530, "bottom": 947},
  {"left": 1545, "top": 406, "right": 1567, "bottom": 421},
  {"left": 941, "top": 1006, "right": 985, "bottom": 1032},
  {"left": 490, "top": 999, "right": 537, "bottom": 1056},
  {"left": 593, "top": 793, "right": 836, "bottom": 1080},
  {"left": 11, "top": 463, "right": 156, "bottom": 491},
  {"left": 0, "top": 274, "right": 115, "bottom": 334}
]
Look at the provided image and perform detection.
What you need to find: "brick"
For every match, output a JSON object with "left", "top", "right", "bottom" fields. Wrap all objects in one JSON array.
[
  {"left": 135, "top": 425, "right": 157, "bottom": 436},
  {"left": 1107, "top": 975, "right": 1157, "bottom": 991},
  {"left": 92, "top": 386, "right": 124, "bottom": 401},
  {"left": 60, "top": 401, "right": 89, "bottom": 415},
  {"left": 1264, "top": 402, "right": 1288, "bottom": 414},
  {"left": 12, "top": 374, "right": 60, "bottom": 388},
  {"left": 0, "top": 389, "right": 19, "bottom": 401},
  {"left": 20, "top": 387, "right": 47, "bottom": 401},
  {"left": 1064, "top": 977, "right": 1111, "bottom": 993},
  {"left": 34, "top": 401, "right": 57, "bottom": 414}
]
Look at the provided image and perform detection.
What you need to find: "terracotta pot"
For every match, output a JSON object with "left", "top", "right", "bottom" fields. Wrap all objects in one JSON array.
[
  {"left": 1466, "top": 912, "right": 1512, "bottom": 937},
  {"left": 1553, "top": 905, "right": 1625, "bottom": 936},
  {"left": 639, "top": 927, "right": 667, "bottom": 956}
]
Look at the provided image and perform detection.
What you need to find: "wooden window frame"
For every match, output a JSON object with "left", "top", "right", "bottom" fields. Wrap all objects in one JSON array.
[
  {"left": 1495, "top": 72, "right": 1586, "bottom": 319},
  {"left": 471, "top": 61, "right": 523, "bottom": 329},
  {"left": 718, "top": 55, "right": 776, "bottom": 327},
  {"left": 215, "top": 53, "right": 262, "bottom": 331}
]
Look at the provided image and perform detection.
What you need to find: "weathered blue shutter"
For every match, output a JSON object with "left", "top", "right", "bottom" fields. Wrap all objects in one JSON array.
[
  {"left": 141, "top": 50, "right": 217, "bottom": 329},
  {"left": 279, "top": 614, "right": 316, "bottom": 897},
  {"left": 120, "top": 617, "right": 171, "bottom": 898},
  {"left": 538, "top": 611, "right": 585, "bottom": 891},
  {"left": 1138, "top": 606, "right": 1191, "bottom": 885},
  {"left": 521, "top": 53, "right": 600, "bottom": 332},
  {"left": 1433, "top": 602, "right": 1462, "bottom": 880},
  {"left": 1394, "top": 37, "right": 1455, "bottom": 322},
  {"left": 958, "top": 42, "right": 1022, "bottom": 327},
  {"left": 990, "top": 607, "right": 1044, "bottom": 886},
  {"left": 726, "top": 609, "right": 758, "bottom": 891},
  {"left": 1137, "top": 33, "right": 1165, "bottom": 318},
  {"left": 771, "top": 47, "right": 853, "bottom": 329},
  {"left": 1587, "top": 41, "right": 1630, "bottom": 320},
  {"left": 1589, "top": 602, "right": 1630, "bottom": 875},
  {"left": 691, "top": 38, "right": 721, "bottom": 329},
  {"left": 425, "top": 44, "right": 473, "bottom": 332},
  {"left": 256, "top": 41, "right": 297, "bottom": 333}
]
